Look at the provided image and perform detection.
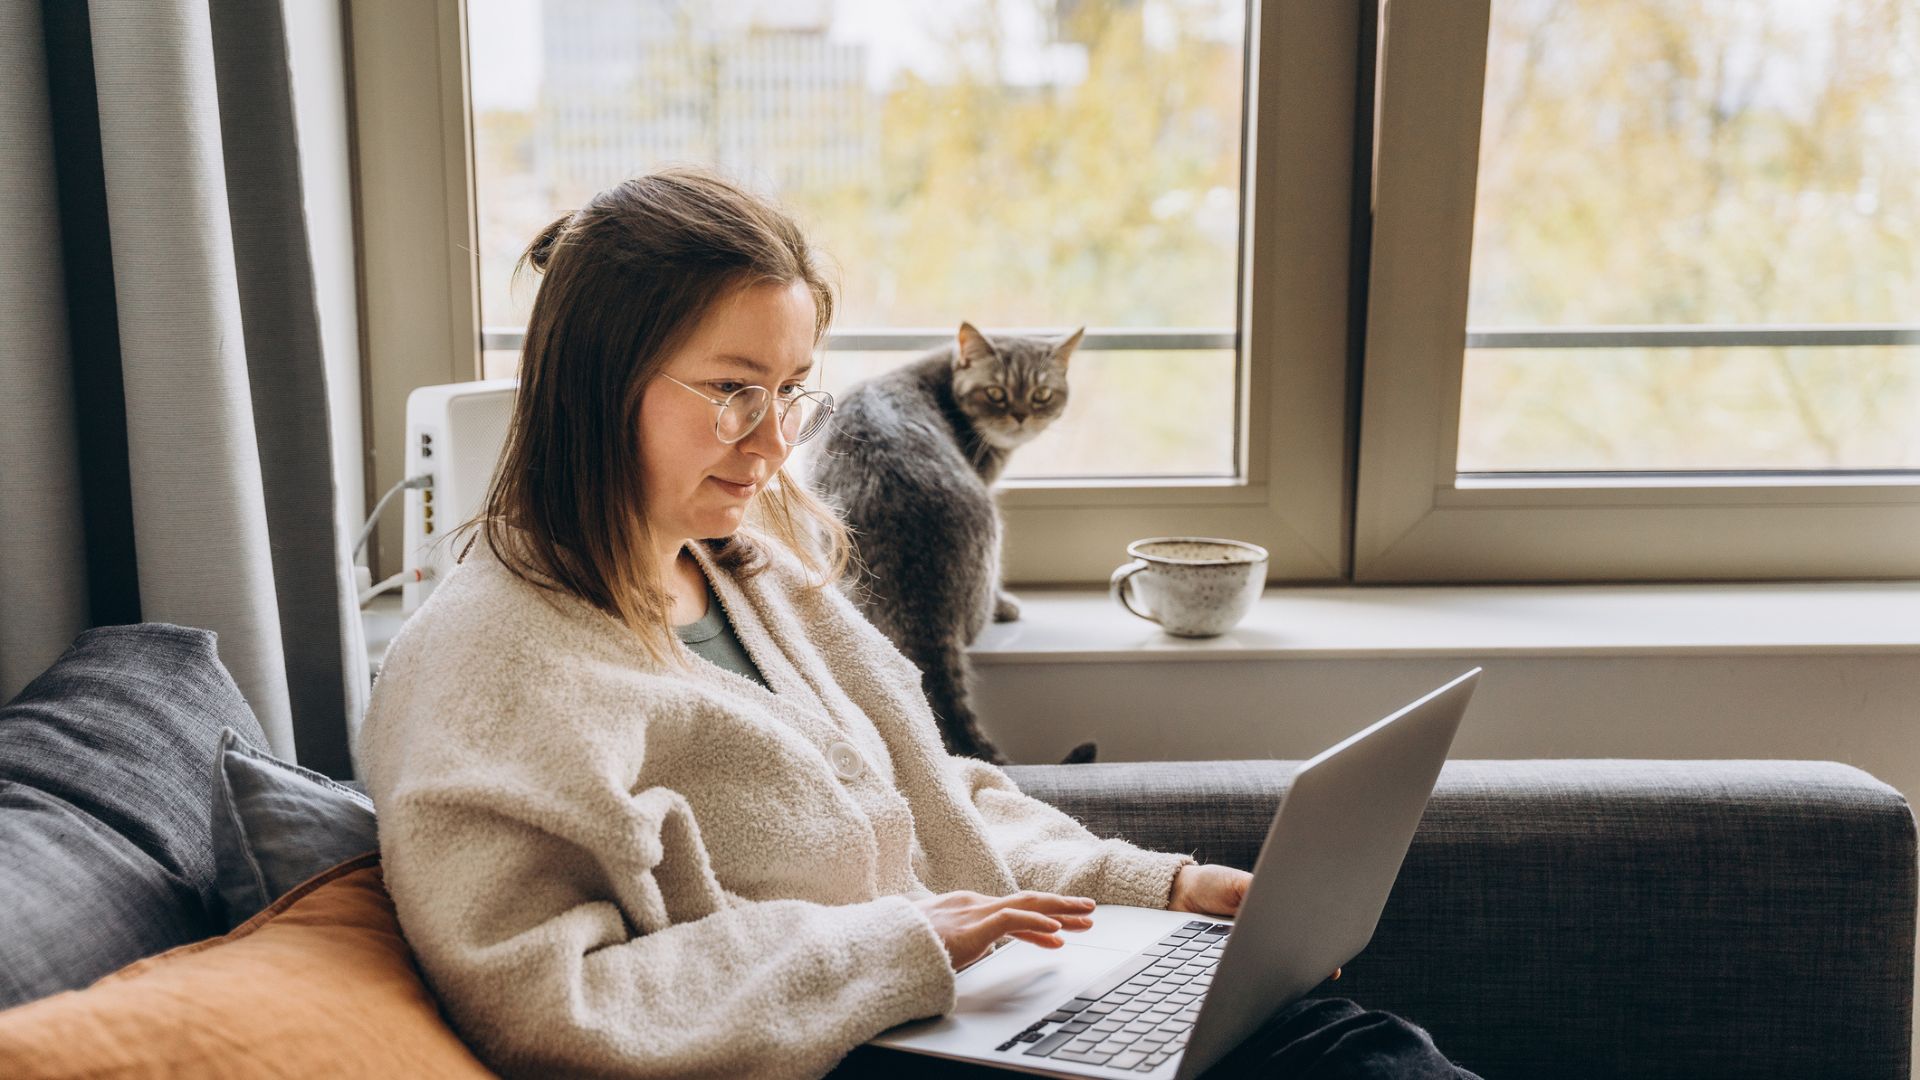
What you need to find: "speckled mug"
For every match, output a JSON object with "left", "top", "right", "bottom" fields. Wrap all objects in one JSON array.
[{"left": 1108, "top": 537, "right": 1269, "bottom": 637}]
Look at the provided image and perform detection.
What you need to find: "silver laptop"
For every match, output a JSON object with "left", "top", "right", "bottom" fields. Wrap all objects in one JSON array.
[{"left": 868, "top": 668, "right": 1481, "bottom": 1078}]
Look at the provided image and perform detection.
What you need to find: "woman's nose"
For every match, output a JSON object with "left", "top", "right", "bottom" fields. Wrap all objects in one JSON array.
[{"left": 739, "top": 405, "right": 790, "bottom": 459}]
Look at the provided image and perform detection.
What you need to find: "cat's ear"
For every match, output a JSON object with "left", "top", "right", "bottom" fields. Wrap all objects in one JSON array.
[
  {"left": 955, "top": 322, "right": 994, "bottom": 369},
  {"left": 1054, "top": 327, "right": 1087, "bottom": 369}
]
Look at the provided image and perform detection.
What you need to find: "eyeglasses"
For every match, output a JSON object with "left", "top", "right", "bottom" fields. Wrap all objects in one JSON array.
[{"left": 660, "top": 374, "right": 836, "bottom": 445}]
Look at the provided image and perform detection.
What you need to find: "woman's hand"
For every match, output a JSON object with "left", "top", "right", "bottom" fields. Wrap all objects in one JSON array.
[
  {"left": 1168, "top": 863, "right": 1249, "bottom": 917},
  {"left": 913, "top": 889, "right": 1096, "bottom": 971},
  {"left": 1168, "top": 864, "right": 1340, "bottom": 981}
]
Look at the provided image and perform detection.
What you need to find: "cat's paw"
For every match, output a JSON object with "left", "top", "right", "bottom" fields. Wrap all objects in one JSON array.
[{"left": 993, "top": 592, "right": 1022, "bottom": 622}]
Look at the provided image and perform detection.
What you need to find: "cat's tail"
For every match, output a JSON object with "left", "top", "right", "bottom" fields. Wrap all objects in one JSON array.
[
  {"left": 917, "top": 638, "right": 1013, "bottom": 766},
  {"left": 917, "top": 639, "right": 1099, "bottom": 766},
  {"left": 1058, "top": 740, "right": 1099, "bottom": 765}
]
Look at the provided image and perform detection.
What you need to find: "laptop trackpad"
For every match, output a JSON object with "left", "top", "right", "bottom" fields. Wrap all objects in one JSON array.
[
  {"left": 872, "top": 941, "right": 1135, "bottom": 1052},
  {"left": 959, "top": 940, "right": 1135, "bottom": 1012}
]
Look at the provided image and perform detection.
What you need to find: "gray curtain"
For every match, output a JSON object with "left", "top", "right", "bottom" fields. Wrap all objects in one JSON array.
[{"left": 0, "top": 0, "right": 367, "bottom": 778}]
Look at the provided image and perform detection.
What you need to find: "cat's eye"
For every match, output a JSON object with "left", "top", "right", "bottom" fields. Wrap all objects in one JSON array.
[
  {"left": 984, "top": 387, "right": 1008, "bottom": 404},
  {"left": 1032, "top": 388, "right": 1055, "bottom": 404}
]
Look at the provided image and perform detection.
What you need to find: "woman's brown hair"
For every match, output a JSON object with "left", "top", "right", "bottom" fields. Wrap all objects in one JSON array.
[{"left": 454, "top": 166, "right": 851, "bottom": 663}]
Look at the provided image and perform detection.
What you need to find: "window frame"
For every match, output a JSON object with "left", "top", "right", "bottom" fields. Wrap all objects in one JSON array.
[
  {"left": 346, "top": 0, "right": 484, "bottom": 582},
  {"left": 347, "top": 0, "right": 1367, "bottom": 586},
  {"left": 1354, "top": 0, "right": 1920, "bottom": 582}
]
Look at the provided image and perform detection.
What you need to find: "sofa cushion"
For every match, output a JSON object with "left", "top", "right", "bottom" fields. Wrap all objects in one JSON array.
[
  {"left": 0, "top": 623, "right": 270, "bottom": 1007},
  {"left": 211, "top": 726, "right": 378, "bottom": 928},
  {"left": 0, "top": 851, "right": 497, "bottom": 1078}
]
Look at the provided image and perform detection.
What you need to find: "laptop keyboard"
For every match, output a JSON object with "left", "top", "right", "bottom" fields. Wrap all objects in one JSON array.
[{"left": 993, "top": 920, "right": 1227, "bottom": 1072}]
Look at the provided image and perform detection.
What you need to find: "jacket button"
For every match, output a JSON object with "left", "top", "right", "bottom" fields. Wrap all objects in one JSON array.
[{"left": 828, "top": 741, "right": 865, "bottom": 781}]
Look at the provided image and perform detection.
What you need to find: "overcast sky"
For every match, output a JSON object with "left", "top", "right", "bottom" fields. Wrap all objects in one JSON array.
[
  {"left": 469, "top": 0, "right": 1023, "bottom": 108},
  {"left": 467, "top": 0, "right": 1244, "bottom": 109}
]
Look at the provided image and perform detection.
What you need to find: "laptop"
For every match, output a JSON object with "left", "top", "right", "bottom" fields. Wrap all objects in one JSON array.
[{"left": 867, "top": 668, "right": 1481, "bottom": 1078}]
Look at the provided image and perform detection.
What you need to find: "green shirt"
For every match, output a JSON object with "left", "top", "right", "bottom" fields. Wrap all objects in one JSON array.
[{"left": 674, "top": 575, "right": 769, "bottom": 688}]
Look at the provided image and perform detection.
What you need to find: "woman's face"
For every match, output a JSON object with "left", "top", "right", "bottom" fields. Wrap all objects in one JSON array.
[{"left": 638, "top": 279, "right": 818, "bottom": 544}]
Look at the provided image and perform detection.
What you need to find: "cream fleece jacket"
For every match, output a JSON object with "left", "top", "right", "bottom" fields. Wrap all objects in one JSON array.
[{"left": 356, "top": 531, "right": 1196, "bottom": 1080}]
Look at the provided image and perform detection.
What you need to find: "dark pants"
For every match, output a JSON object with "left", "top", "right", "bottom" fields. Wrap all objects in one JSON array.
[{"left": 831, "top": 997, "right": 1482, "bottom": 1079}]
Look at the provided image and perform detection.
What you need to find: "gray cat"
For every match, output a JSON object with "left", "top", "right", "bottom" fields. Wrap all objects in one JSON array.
[{"left": 810, "top": 323, "right": 1096, "bottom": 766}]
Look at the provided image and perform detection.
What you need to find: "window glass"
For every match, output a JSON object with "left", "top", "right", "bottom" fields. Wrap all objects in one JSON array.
[
  {"left": 468, "top": 0, "right": 1248, "bottom": 478},
  {"left": 1458, "top": 0, "right": 1919, "bottom": 473}
]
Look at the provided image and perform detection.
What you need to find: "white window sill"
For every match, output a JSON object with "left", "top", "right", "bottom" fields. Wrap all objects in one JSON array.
[
  {"left": 970, "top": 582, "right": 1920, "bottom": 664},
  {"left": 363, "top": 581, "right": 1920, "bottom": 676}
]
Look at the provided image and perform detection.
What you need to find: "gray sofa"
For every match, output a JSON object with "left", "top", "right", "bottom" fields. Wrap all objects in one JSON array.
[
  {"left": 2, "top": 625, "right": 1913, "bottom": 1078},
  {"left": 1006, "top": 758, "right": 1917, "bottom": 1079}
]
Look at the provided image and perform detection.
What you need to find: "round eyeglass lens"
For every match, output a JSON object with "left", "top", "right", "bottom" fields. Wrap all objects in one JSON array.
[
  {"left": 780, "top": 394, "right": 831, "bottom": 443},
  {"left": 715, "top": 386, "right": 771, "bottom": 443}
]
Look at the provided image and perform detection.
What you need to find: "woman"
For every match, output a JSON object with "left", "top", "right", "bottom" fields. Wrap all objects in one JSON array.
[{"left": 357, "top": 167, "right": 1479, "bottom": 1080}]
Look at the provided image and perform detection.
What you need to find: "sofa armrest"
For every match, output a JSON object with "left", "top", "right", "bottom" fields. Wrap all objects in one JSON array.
[{"left": 1004, "top": 759, "right": 1917, "bottom": 1080}]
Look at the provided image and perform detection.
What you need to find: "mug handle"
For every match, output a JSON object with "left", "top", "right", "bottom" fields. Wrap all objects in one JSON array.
[{"left": 1109, "top": 560, "right": 1158, "bottom": 624}]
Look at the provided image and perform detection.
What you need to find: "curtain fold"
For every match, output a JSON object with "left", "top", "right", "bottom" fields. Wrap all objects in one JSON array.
[
  {"left": 1, "top": 1, "right": 92, "bottom": 682},
  {"left": 0, "top": 0, "right": 366, "bottom": 778}
]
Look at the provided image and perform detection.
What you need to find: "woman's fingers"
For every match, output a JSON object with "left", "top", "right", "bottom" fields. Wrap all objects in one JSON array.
[
  {"left": 999, "top": 890, "right": 1098, "bottom": 914},
  {"left": 1002, "top": 909, "right": 1063, "bottom": 934},
  {"left": 1000, "top": 908, "right": 1066, "bottom": 947},
  {"left": 938, "top": 892, "right": 1098, "bottom": 957},
  {"left": 920, "top": 891, "right": 1098, "bottom": 969}
]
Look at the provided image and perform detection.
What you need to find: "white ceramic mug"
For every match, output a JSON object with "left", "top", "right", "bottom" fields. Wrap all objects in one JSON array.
[{"left": 1109, "top": 537, "right": 1269, "bottom": 637}]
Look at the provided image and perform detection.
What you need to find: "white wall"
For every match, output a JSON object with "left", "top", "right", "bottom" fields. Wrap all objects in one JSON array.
[{"left": 973, "top": 654, "right": 1920, "bottom": 803}]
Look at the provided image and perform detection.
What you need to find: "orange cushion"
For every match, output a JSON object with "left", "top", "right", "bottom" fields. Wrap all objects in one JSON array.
[{"left": 0, "top": 850, "right": 496, "bottom": 1078}]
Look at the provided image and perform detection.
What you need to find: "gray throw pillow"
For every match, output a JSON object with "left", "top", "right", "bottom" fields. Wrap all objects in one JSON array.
[
  {"left": 0, "top": 623, "right": 270, "bottom": 1008},
  {"left": 210, "top": 726, "right": 379, "bottom": 929}
]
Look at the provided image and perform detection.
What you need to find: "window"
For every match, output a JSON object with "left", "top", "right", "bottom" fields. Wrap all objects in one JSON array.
[
  {"left": 349, "top": 0, "right": 1913, "bottom": 585},
  {"left": 1354, "top": 0, "right": 1920, "bottom": 580},
  {"left": 468, "top": 0, "right": 1250, "bottom": 481},
  {"left": 356, "top": 0, "right": 1364, "bottom": 583},
  {"left": 468, "top": 0, "right": 1244, "bottom": 478},
  {"left": 1461, "top": 0, "right": 1918, "bottom": 474}
]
